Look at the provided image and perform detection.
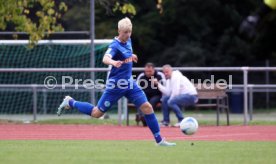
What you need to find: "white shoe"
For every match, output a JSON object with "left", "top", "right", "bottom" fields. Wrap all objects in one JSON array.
[
  {"left": 159, "top": 121, "right": 170, "bottom": 127},
  {"left": 57, "top": 96, "right": 73, "bottom": 116},
  {"left": 157, "top": 139, "right": 176, "bottom": 146},
  {"left": 173, "top": 122, "right": 181, "bottom": 127}
]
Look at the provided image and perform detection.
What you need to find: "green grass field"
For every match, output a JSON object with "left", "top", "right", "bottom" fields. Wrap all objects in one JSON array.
[
  {"left": 1, "top": 111, "right": 276, "bottom": 164},
  {"left": 1, "top": 140, "right": 275, "bottom": 164}
]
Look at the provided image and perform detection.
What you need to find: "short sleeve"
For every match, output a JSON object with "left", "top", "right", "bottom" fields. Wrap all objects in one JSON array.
[{"left": 105, "top": 46, "right": 117, "bottom": 58}]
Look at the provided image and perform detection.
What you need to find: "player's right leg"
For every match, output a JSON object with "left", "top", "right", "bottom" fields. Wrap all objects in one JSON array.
[
  {"left": 139, "top": 102, "right": 176, "bottom": 146},
  {"left": 126, "top": 83, "right": 176, "bottom": 146}
]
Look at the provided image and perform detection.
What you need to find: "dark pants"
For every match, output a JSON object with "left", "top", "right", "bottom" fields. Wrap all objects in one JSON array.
[{"left": 137, "top": 95, "right": 161, "bottom": 116}]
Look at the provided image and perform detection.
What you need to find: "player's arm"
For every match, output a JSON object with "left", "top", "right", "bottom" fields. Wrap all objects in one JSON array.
[
  {"left": 103, "top": 47, "right": 123, "bottom": 68},
  {"left": 102, "top": 55, "right": 123, "bottom": 68},
  {"left": 132, "top": 54, "right": 138, "bottom": 63}
]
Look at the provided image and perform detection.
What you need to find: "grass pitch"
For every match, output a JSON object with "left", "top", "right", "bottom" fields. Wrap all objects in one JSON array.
[{"left": 0, "top": 140, "right": 275, "bottom": 164}]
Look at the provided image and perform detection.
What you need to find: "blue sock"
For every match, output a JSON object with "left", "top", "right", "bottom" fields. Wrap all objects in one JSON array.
[
  {"left": 144, "top": 113, "right": 162, "bottom": 143},
  {"left": 69, "top": 99, "right": 75, "bottom": 108},
  {"left": 69, "top": 99, "right": 93, "bottom": 116}
]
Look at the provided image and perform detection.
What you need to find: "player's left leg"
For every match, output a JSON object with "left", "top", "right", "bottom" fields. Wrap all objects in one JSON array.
[
  {"left": 57, "top": 88, "right": 124, "bottom": 118},
  {"left": 126, "top": 83, "right": 176, "bottom": 146},
  {"left": 57, "top": 95, "right": 104, "bottom": 118},
  {"left": 57, "top": 96, "right": 94, "bottom": 116}
]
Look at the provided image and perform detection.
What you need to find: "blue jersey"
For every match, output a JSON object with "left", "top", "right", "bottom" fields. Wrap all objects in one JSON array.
[
  {"left": 98, "top": 37, "right": 148, "bottom": 112},
  {"left": 105, "top": 37, "right": 133, "bottom": 82}
]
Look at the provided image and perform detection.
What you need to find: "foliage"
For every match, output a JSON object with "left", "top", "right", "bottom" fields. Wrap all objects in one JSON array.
[
  {"left": 0, "top": 0, "right": 67, "bottom": 46},
  {"left": 112, "top": 2, "right": 136, "bottom": 15},
  {"left": 1, "top": 0, "right": 275, "bottom": 65},
  {"left": 127, "top": 0, "right": 276, "bottom": 66},
  {"left": 0, "top": 0, "right": 137, "bottom": 45}
]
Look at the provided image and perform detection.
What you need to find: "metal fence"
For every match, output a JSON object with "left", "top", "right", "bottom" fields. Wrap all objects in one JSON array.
[{"left": 0, "top": 67, "right": 276, "bottom": 125}]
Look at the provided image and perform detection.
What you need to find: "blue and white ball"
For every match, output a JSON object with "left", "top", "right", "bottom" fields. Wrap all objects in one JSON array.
[{"left": 180, "top": 117, "right": 198, "bottom": 135}]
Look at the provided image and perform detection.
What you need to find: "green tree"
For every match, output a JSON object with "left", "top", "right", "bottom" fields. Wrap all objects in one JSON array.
[
  {"left": 0, "top": 0, "right": 138, "bottom": 44},
  {"left": 0, "top": 0, "right": 67, "bottom": 45},
  {"left": 131, "top": 0, "right": 276, "bottom": 66}
]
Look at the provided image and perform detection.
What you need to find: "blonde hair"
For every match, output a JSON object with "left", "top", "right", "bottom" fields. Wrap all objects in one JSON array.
[{"left": 118, "top": 17, "right": 132, "bottom": 31}]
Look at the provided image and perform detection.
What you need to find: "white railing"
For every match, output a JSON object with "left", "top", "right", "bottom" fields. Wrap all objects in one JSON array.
[
  {"left": 0, "top": 39, "right": 113, "bottom": 45},
  {"left": 1, "top": 67, "right": 276, "bottom": 125}
]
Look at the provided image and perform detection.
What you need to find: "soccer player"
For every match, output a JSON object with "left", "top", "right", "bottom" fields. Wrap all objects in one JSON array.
[{"left": 57, "top": 17, "right": 176, "bottom": 146}]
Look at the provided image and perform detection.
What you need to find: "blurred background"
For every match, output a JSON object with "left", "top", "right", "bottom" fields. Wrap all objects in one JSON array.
[
  {"left": 0, "top": 0, "right": 276, "bottom": 123},
  {"left": 1, "top": 0, "right": 276, "bottom": 66}
]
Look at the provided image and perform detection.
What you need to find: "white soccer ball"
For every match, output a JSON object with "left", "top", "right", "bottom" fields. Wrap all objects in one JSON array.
[{"left": 180, "top": 117, "right": 198, "bottom": 135}]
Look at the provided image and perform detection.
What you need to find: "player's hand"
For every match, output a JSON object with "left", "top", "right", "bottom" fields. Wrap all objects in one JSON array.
[
  {"left": 132, "top": 54, "right": 138, "bottom": 63},
  {"left": 112, "top": 60, "right": 123, "bottom": 68}
]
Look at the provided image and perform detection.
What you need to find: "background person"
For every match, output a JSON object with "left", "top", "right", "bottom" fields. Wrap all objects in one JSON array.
[
  {"left": 136, "top": 62, "right": 165, "bottom": 126},
  {"left": 155, "top": 64, "right": 198, "bottom": 127}
]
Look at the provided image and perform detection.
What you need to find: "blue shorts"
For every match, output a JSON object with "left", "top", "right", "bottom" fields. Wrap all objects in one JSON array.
[{"left": 97, "top": 82, "right": 147, "bottom": 113}]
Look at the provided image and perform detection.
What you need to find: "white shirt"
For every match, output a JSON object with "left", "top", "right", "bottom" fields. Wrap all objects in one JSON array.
[{"left": 158, "top": 70, "right": 197, "bottom": 101}]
